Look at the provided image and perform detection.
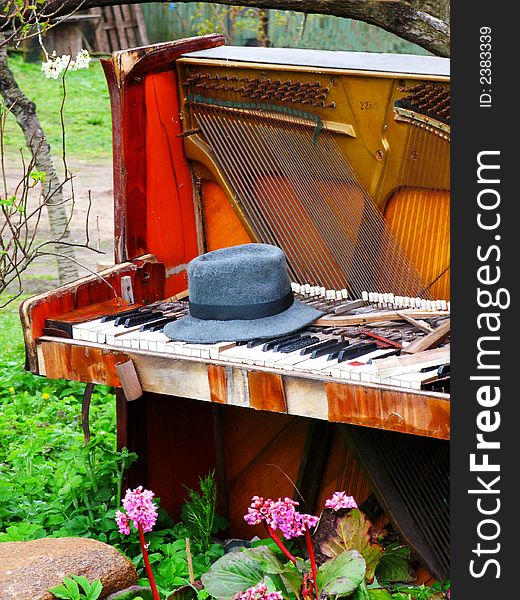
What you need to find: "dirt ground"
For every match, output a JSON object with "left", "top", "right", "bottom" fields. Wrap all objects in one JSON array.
[{"left": 4, "top": 156, "right": 115, "bottom": 296}]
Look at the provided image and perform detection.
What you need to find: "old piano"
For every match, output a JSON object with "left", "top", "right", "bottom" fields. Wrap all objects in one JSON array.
[{"left": 20, "top": 34, "right": 450, "bottom": 582}]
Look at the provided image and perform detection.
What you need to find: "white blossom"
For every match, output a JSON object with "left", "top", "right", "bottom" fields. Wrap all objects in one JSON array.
[
  {"left": 71, "top": 49, "right": 92, "bottom": 71},
  {"left": 41, "top": 49, "right": 91, "bottom": 79}
]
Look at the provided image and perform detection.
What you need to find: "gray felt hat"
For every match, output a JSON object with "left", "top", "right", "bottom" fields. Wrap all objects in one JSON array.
[{"left": 163, "top": 244, "right": 324, "bottom": 343}]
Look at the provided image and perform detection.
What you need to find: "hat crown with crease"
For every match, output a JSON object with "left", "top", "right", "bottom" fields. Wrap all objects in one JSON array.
[
  {"left": 188, "top": 243, "right": 290, "bottom": 308},
  {"left": 164, "top": 243, "right": 324, "bottom": 343}
]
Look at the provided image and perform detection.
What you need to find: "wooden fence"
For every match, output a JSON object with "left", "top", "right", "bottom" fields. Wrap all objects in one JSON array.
[{"left": 141, "top": 2, "right": 430, "bottom": 54}]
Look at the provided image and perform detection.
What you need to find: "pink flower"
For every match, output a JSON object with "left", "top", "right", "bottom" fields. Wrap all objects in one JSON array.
[
  {"left": 115, "top": 510, "right": 131, "bottom": 535},
  {"left": 117, "top": 486, "right": 158, "bottom": 534},
  {"left": 234, "top": 582, "right": 283, "bottom": 600},
  {"left": 325, "top": 491, "right": 358, "bottom": 511},
  {"left": 244, "top": 496, "right": 319, "bottom": 539}
]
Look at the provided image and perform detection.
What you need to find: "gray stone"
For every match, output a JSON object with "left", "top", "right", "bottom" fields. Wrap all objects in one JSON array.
[{"left": 0, "top": 537, "right": 138, "bottom": 599}]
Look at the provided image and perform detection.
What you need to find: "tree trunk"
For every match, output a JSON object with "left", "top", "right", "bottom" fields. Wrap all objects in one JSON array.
[
  {"left": 0, "top": 42, "right": 78, "bottom": 285},
  {"left": 40, "top": 0, "right": 450, "bottom": 56}
]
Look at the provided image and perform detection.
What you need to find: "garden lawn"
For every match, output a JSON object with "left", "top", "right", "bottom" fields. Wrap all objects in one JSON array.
[
  {"left": 3, "top": 52, "right": 112, "bottom": 161},
  {"left": 0, "top": 306, "right": 120, "bottom": 541},
  {"left": 0, "top": 308, "right": 225, "bottom": 596}
]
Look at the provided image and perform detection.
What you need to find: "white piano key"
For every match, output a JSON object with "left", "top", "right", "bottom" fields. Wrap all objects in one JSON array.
[
  {"left": 291, "top": 349, "right": 345, "bottom": 374},
  {"left": 136, "top": 331, "right": 170, "bottom": 351}
]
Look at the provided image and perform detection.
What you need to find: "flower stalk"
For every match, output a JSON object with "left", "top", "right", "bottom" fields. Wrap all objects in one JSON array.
[
  {"left": 264, "top": 523, "right": 297, "bottom": 565},
  {"left": 138, "top": 523, "right": 160, "bottom": 600},
  {"left": 304, "top": 526, "right": 319, "bottom": 600}
]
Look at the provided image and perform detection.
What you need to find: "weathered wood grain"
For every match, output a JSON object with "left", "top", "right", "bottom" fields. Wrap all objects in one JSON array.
[
  {"left": 248, "top": 372, "right": 287, "bottom": 413},
  {"left": 208, "top": 364, "right": 227, "bottom": 404},
  {"left": 36, "top": 337, "right": 450, "bottom": 439},
  {"left": 326, "top": 382, "right": 450, "bottom": 439}
]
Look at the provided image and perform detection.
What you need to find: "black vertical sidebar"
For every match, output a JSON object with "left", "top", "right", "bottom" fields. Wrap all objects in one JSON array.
[{"left": 451, "top": 3, "right": 517, "bottom": 597}]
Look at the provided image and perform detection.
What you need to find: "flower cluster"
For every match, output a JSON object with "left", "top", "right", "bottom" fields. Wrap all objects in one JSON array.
[
  {"left": 116, "top": 486, "right": 158, "bottom": 535},
  {"left": 325, "top": 491, "right": 358, "bottom": 511},
  {"left": 244, "top": 496, "right": 319, "bottom": 539},
  {"left": 234, "top": 582, "right": 283, "bottom": 600},
  {"left": 41, "top": 49, "right": 91, "bottom": 79}
]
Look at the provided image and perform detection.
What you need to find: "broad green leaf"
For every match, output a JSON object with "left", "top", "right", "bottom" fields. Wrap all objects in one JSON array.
[
  {"left": 71, "top": 575, "right": 91, "bottom": 594},
  {"left": 352, "top": 580, "right": 370, "bottom": 600},
  {"left": 85, "top": 579, "right": 103, "bottom": 600},
  {"left": 317, "top": 549, "right": 366, "bottom": 597},
  {"left": 245, "top": 546, "right": 286, "bottom": 574},
  {"left": 61, "top": 577, "right": 81, "bottom": 600},
  {"left": 317, "top": 509, "right": 383, "bottom": 582},
  {"left": 375, "top": 546, "right": 414, "bottom": 584},
  {"left": 201, "top": 548, "right": 266, "bottom": 599},
  {"left": 48, "top": 584, "right": 73, "bottom": 599},
  {"left": 166, "top": 583, "right": 200, "bottom": 600},
  {"left": 367, "top": 590, "right": 392, "bottom": 599}
]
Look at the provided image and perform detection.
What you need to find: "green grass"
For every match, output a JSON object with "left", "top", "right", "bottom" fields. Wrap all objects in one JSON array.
[
  {"left": 3, "top": 53, "right": 112, "bottom": 161},
  {"left": 0, "top": 308, "right": 226, "bottom": 596}
]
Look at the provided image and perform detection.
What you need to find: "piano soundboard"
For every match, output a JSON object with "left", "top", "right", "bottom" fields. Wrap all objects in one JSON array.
[{"left": 63, "top": 287, "right": 450, "bottom": 394}]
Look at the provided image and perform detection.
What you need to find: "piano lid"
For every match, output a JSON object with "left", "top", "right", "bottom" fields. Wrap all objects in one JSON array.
[{"left": 180, "top": 46, "right": 450, "bottom": 77}]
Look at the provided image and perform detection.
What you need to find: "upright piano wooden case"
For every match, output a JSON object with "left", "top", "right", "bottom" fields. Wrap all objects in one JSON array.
[{"left": 20, "top": 35, "right": 450, "bottom": 580}]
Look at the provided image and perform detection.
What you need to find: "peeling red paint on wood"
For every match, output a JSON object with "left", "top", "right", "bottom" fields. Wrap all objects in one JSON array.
[
  {"left": 326, "top": 382, "right": 450, "bottom": 439},
  {"left": 208, "top": 364, "right": 227, "bottom": 404},
  {"left": 41, "top": 341, "right": 127, "bottom": 387},
  {"left": 248, "top": 372, "right": 287, "bottom": 413}
]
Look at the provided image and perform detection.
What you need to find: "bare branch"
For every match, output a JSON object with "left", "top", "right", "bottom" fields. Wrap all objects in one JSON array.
[{"left": 1, "top": 0, "right": 450, "bottom": 56}]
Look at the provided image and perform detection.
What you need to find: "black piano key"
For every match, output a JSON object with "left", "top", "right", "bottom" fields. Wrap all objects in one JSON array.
[
  {"left": 337, "top": 342, "right": 378, "bottom": 363},
  {"left": 310, "top": 341, "right": 350, "bottom": 359},
  {"left": 367, "top": 349, "right": 401, "bottom": 362},
  {"left": 246, "top": 338, "right": 268, "bottom": 348},
  {"left": 420, "top": 365, "right": 440, "bottom": 373},
  {"left": 263, "top": 333, "right": 302, "bottom": 352},
  {"left": 273, "top": 335, "right": 312, "bottom": 352},
  {"left": 279, "top": 336, "right": 320, "bottom": 353},
  {"left": 327, "top": 343, "right": 357, "bottom": 361},
  {"left": 437, "top": 363, "right": 451, "bottom": 376},
  {"left": 300, "top": 338, "right": 341, "bottom": 356},
  {"left": 113, "top": 308, "right": 153, "bottom": 326},
  {"left": 105, "top": 308, "right": 145, "bottom": 324},
  {"left": 140, "top": 316, "right": 178, "bottom": 332},
  {"left": 123, "top": 311, "right": 164, "bottom": 328}
]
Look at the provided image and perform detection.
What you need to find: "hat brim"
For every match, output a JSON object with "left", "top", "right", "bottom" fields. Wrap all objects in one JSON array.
[{"left": 163, "top": 299, "right": 324, "bottom": 344}]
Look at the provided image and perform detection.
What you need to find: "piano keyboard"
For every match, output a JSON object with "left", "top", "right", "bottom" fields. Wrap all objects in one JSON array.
[{"left": 67, "top": 297, "right": 450, "bottom": 393}]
